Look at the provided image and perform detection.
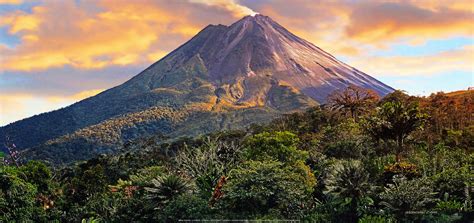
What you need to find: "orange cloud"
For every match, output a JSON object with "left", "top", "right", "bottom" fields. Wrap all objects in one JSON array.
[
  {"left": 0, "top": 10, "right": 41, "bottom": 34},
  {"left": 345, "top": 2, "right": 473, "bottom": 43},
  {"left": 0, "top": 0, "right": 238, "bottom": 72},
  {"left": 0, "top": 0, "right": 22, "bottom": 4},
  {"left": 245, "top": 0, "right": 473, "bottom": 54},
  {"left": 0, "top": 89, "right": 104, "bottom": 125}
]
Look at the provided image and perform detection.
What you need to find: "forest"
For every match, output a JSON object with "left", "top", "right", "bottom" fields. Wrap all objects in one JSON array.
[{"left": 1, "top": 88, "right": 473, "bottom": 222}]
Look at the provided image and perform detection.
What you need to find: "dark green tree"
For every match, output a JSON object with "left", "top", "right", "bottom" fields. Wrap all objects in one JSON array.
[
  {"left": 244, "top": 131, "right": 307, "bottom": 165},
  {"left": 219, "top": 160, "right": 315, "bottom": 218},
  {"left": 0, "top": 166, "right": 40, "bottom": 222},
  {"left": 366, "top": 101, "right": 427, "bottom": 162}
]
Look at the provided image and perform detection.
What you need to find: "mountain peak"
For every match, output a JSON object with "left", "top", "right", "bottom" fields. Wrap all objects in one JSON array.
[{"left": 138, "top": 13, "right": 393, "bottom": 102}]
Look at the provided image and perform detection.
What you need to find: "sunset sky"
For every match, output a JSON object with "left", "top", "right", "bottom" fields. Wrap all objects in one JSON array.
[{"left": 0, "top": 0, "right": 473, "bottom": 125}]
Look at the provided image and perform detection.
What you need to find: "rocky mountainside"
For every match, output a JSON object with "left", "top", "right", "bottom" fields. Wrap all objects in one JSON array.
[{"left": 0, "top": 14, "right": 393, "bottom": 164}]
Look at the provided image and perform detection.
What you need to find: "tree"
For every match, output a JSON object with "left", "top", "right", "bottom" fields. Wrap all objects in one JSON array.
[
  {"left": 0, "top": 166, "right": 40, "bottom": 222},
  {"left": 328, "top": 85, "right": 379, "bottom": 121},
  {"left": 160, "top": 194, "right": 214, "bottom": 222},
  {"left": 244, "top": 131, "right": 307, "bottom": 165},
  {"left": 219, "top": 160, "right": 315, "bottom": 218},
  {"left": 19, "top": 161, "right": 52, "bottom": 193},
  {"left": 319, "top": 120, "right": 372, "bottom": 159},
  {"left": 365, "top": 101, "right": 427, "bottom": 162},
  {"left": 175, "top": 137, "right": 242, "bottom": 198}
]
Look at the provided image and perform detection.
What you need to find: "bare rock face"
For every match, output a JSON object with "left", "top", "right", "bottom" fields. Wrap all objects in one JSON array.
[{"left": 0, "top": 14, "right": 393, "bottom": 164}]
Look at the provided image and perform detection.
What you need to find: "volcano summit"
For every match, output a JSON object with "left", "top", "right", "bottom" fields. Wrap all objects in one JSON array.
[{"left": 1, "top": 14, "right": 393, "bottom": 164}]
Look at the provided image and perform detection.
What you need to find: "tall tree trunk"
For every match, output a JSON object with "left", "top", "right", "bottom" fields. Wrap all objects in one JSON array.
[{"left": 396, "top": 136, "right": 403, "bottom": 162}]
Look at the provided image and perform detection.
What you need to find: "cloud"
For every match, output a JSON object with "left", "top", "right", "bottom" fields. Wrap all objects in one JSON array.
[
  {"left": 242, "top": 0, "right": 473, "bottom": 54},
  {"left": 0, "top": 0, "right": 240, "bottom": 72},
  {"left": 0, "top": 65, "right": 143, "bottom": 96},
  {"left": 0, "top": 89, "right": 103, "bottom": 126},
  {"left": 190, "top": 0, "right": 257, "bottom": 17},
  {"left": 346, "top": 2, "right": 474, "bottom": 43},
  {"left": 0, "top": 0, "right": 22, "bottom": 4},
  {"left": 349, "top": 45, "right": 474, "bottom": 77}
]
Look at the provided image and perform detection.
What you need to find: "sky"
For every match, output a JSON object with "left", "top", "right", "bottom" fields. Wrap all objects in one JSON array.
[{"left": 0, "top": 0, "right": 473, "bottom": 126}]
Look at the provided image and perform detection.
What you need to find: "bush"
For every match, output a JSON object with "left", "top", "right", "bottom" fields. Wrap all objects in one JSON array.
[{"left": 432, "top": 167, "right": 470, "bottom": 200}]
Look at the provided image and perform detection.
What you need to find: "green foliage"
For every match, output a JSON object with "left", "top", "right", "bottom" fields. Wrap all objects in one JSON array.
[
  {"left": 244, "top": 131, "right": 308, "bottom": 164},
  {"left": 358, "top": 215, "right": 395, "bottom": 223},
  {"left": 219, "top": 160, "right": 315, "bottom": 218},
  {"left": 319, "top": 120, "right": 371, "bottom": 159},
  {"left": 19, "top": 160, "right": 52, "bottom": 193},
  {"left": 1, "top": 91, "right": 472, "bottom": 221},
  {"left": 175, "top": 137, "right": 242, "bottom": 198},
  {"left": 129, "top": 166, "right": 165, "bottom": 187},
  {"left": 435, "top": 199, "right": 463, "bottom": 214},
  {"left": 365, "top": 100, "right": 427, "bottom": 161},
  {"left": 81, "top": 216, "right": 101, "bottom": 223},
  {"left": 432, "top": 167, "right": 470, "bottom": 200},
  {"left": 160, "top": 194, "right": 214, "bottom": 222},
  {"left": 67, "top": 164, "right": 108, "bottom": 204},
  {"left": 0, "top": 165, "right": 41, "bottom": 222}
]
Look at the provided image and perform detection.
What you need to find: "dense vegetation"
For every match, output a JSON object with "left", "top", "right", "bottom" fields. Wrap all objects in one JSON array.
[{"left": 1, "top": 89, "right": 473, "bottom": 222}]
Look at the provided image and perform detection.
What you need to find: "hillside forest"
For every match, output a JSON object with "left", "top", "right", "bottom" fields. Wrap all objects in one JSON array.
[{"left": 1, "top": 88, "right": 473, "bottom": 222}]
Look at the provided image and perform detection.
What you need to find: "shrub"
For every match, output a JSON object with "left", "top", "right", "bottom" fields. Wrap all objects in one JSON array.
[{"left": 432, "top": 167, "right": 470, "bottom": 200}]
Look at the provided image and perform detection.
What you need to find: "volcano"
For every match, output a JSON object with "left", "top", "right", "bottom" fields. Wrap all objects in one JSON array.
[{"left": 0, "top": 14, "right": 393, "bottom": 164}]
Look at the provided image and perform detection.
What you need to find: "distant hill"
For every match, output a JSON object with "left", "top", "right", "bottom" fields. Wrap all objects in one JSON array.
[
  {"left": 0, "top": 14, "right": 393, "bottom": 164},
  {"left": 445, "top": 89, "right": 473, "bottom": 97}
]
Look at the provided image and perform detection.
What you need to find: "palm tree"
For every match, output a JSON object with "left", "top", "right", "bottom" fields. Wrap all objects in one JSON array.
[
  {"left": 145, "top": 175, "right": 189, "bottom": 205},
  {"left": 328, "top": 85, "right": 379, "bottom": 121},
  {"left": 324, "top": 160, "right": 372, "bottom": 222}
]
